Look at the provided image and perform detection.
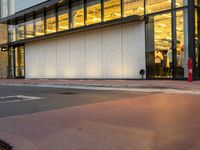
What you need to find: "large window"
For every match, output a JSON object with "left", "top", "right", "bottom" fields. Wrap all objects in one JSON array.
[
  {"left": 195, "top": 9, "right": 200, "bottom": 78},
  {"left": 175, "top": 10, "right": 188, "bottom": 78},
  {"left": 104, "top": 0, "right": 121, "bottom": 21},
  {"left": 123, "top": 0, "right": 144, "bottom": 17},
  {"left": 25, "top": 16, "right": 34, "bottom": 39},
  {"left": 35, "top": 13, "right": 44, "bottom": 36},
  {"left": 0, "top": 24, "right": 8, "bottom": 44},
  {"left": 147, "top": 0, "right": 171, "bottom": 14},
  {"left": 58, "top": 5, "right": 69, "bottom": 31},
  {"left": 176, "top": 0, "right": 188, "bottom": 7},
  {"left": 8, "top": 21, "right": 16, "bottom": 42},
  {"left": 146, "top": 13, "right": 172, "bottom": 78},
  {"left": 46, "top": 9, "right": 56, "bottom": 34},
  {"left": 86, "top": 0, "right": 101, "bottom": 25},
  {"left": 16, "top": 20, "right": 25, "bottom": 41},
  {"left": 71, "top": 1, "right": 84, "bottom": 28}
]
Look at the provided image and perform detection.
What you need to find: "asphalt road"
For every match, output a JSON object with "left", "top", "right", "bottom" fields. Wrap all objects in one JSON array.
[{"left": 0, "top": 85, "right": 153, "bottom": 118}]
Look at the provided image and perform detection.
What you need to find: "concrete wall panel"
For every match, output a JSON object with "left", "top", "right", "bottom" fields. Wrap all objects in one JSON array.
[
  {"left": 56, "top": 36, "right": 71, "bottom": 78},
  {"left": 85, "top": 29, "right": 103, "bottom": 78},
  {"left": 44, "top": 39, "right": 57, "bottom": 78},
  {"left": 70, "top": 33, "right": 86, "bottom": 78},
  {"left": 25, "top": 21, "right": 145, "bottom": 79}
]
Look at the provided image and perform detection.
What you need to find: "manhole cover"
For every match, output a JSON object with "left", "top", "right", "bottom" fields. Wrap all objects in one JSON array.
[
  {"left": 0, "top": 140, "right": 12, "bottom": 150},
  {"left": 59, "top": 92, "right": 79, "bottom": 95}
]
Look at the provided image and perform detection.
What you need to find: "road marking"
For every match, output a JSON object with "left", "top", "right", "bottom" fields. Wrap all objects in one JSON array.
[{"left": 0, "top": 95, "right": 45, "bottom": 104}]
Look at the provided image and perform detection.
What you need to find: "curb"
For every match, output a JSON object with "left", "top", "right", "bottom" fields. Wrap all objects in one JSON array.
[{"left": 1, "top": 83, "right": 200, "bottom": 95}]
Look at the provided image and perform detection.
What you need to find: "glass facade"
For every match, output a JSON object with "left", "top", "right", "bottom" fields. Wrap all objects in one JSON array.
[
  {"left": 58, "top": 5, "right": 69, "bottom": 31},
  {"left": 86, "top": 0, "right": 101, "bottom": 25},
  {"left": 46, "top": 9, "right": 56, "bottom": 34},
  {"left": 16, "top": 19, "right": 25, "bottom": 41},
  {"left": 104, "top": 0, "right": 121, "bottom": 21},
  {"left": 123, "top": 0, "right": 144, "bottom": 17},
  {"left": 146, "top": 13, "right": 172, "bottom": 78},
  {"left": 146, "top": 0, "right": 171, "bottom": 14},
  {"left": 35, "top": 13, "right": 45, "bottom": 36},
  {"left": 25, "top": 16, "right": 34, "bottom": 39},
  {"left": 2, "top": 0, "right": 200, "bottom": 79},
  {"left": 145, "top": 0, "right": 197, "bottom": 79},
  {"left": 71, "top": 1, "right": 84, "bottom": 28}
]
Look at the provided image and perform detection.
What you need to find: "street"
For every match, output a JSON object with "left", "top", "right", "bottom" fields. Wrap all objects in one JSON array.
[
  {"left": 0, "top": 84, "right": 200, "bottom": 150},
  {"left": 0, "top": 85, "right": 152, "bottom": 118}
]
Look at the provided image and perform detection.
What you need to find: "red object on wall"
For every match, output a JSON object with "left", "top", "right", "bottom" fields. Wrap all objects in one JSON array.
[{"left": 188, "top": 58, "right": 193, "bottom": 82}]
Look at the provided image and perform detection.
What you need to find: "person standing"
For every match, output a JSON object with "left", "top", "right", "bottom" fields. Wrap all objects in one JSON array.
[
  {"left": 155, "top": 50, "right": 163, "bottom": 77},
  {"left": 167, "top": 47, "right": 173, "bottom": 77}
]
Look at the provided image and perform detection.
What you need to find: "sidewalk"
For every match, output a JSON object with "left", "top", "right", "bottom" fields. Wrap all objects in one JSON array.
[{"left": 0, "top": 79, "right": 200, "bottom": 94}]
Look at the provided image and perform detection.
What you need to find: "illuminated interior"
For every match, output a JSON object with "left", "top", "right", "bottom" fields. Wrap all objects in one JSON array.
[
  {"left": 147, "top": 0, "right": 171, "bottom": 14},
  {"left": 25, "top": 18, "right": 34, "bottom": 38},
  {"left": 16, "top": 21, "right": 24, "bottom": 40},
  {"left": 14, "top": 46, "right": 25, "bottom": 78},
  {"left": 35, "top": 14, "right": 45, "bottom": 36},
  {"left": 46, "top": 10, "right": 56, "bottom": 34},
  {"left": 71, "top": 1, "right": 84, "bottom": 28},
  {"left": 123, "top": 0, "right": 144, "bottom": 17},
  {"left": 104, "top": 0, "right": 121, "bottom": 21},
  {"left": 58, "top": 6, "right": 69, "bottom": 31},
  {"left": 86, "top": 0, "right": 101, "bottom": 25}
]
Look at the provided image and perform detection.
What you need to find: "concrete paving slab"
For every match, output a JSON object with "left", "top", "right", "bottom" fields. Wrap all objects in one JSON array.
[{"left": 0, "top": 93, "right": 200, "bottom": 149}]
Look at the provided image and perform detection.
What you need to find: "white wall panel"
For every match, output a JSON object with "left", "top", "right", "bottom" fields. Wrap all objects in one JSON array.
[
  {"left": 85, "top": 29, "right": 103, "bottom": 78},
  {"left": 25, "top": 43, "right": 35, "bottom": 78},
  {"left": 34, "top": 40, "right": 45, "bottom": 78},
  {"left": 56, "top": 36, "right": 71, "bottom": 78},
  {"left": 102, "top": 25, "right": 122, "bottom": 78},
  {"left": 25, "top": 21, "right": 145, "bottom": 79},
  {"left": 122, "top": 22, "right": 145, "bottom": 78},
  {"left": 44, "top": 39, "right": 57, "bottom": 78},
  {"left": 70, "top": 33, "right": 86, "bottom": 78}
]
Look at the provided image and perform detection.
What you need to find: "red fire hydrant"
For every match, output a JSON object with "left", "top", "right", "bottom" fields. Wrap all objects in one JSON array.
[{"left": 188, "top": 58, "right": 193, "bottom": 82}]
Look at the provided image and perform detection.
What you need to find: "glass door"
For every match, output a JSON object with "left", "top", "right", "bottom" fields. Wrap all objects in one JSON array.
[
  {"left": 146, "top": 13, "right": 172, "bottom": 78},
  {"left": 8, "top": 45, "right": 25, "bottom": 78}
]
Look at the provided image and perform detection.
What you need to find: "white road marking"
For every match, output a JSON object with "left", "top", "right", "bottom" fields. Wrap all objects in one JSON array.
[{"left": 0, "top": 95, "right": 45, "bottom": 104}]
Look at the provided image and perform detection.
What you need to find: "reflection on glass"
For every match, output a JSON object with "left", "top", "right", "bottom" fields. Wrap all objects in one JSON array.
[
  {"left": 25, "top": 16, "right": 34, "bottom": 38},
  {"left": 147, "top": 0, "right": 171, "bottom": 14},
  {"left": 8, "top": 23, "right": 16, "bottom": 42},
  {"left": 58, "top": 5, "right": 69, "bottom": 31},
  {"left": 14, "top": 46, "right": 25, "bottom": 78},
  {"left": 86, "top": 0, "right": 101, "bottom": 25},
  {"left": 46, "top": 9, "right": 56, "bottom": 34},
  {"left": 176, "top": 0, "right": 187, "bottom": 7},
  {"left": 16, "top": 20, "right": 24, "bottom": 40},
  {"left": 104, "top": 0, "right": 121, "bottom": 21},
  {"left": 146, "top": 13, "right": 172, "bottom": 78},
  {"left": 123, "top": 0, "right": 144, "bottom": 17},
  {"left": 71, "top": 1, "right": 84, "bottom": 28},
  {"left": 0, "top": 24, "right": 8, "bottom": 44},
  {"left": 195, "top": 9, "right": 200, "bottom": 78},
  {"left": 176, "top": 10, "right": 188, "bottom": 78},
  {"left": 35, "top": 13, "right": 44, "bottom": 36}
]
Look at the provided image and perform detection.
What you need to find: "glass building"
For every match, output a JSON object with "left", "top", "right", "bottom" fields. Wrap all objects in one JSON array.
[{"left": 0, "top": 0, "right": 199, "bottom": 79}]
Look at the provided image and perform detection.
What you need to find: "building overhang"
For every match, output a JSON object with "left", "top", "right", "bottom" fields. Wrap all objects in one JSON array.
[{"left": 1, "top": 15, "right": 144, "bottom": 47}]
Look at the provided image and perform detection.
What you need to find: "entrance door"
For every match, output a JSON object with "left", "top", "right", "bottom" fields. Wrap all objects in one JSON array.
[
  {"left": 146, "top": 13, "right": 172, "bottom": 78},
  {"left": 146, "top": 10, "right": 189, "bottom": 79},
  {"left": 8, "top": 46, "right": 25, "bottom": 78}
]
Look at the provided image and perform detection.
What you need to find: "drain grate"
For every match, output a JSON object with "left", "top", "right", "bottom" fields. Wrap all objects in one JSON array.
[
  {"left": 0, "top": 140, "right": 12, "bottom": 150},
  {"left": 58, "top": 92, "right": 79, "bottom": 95}
]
